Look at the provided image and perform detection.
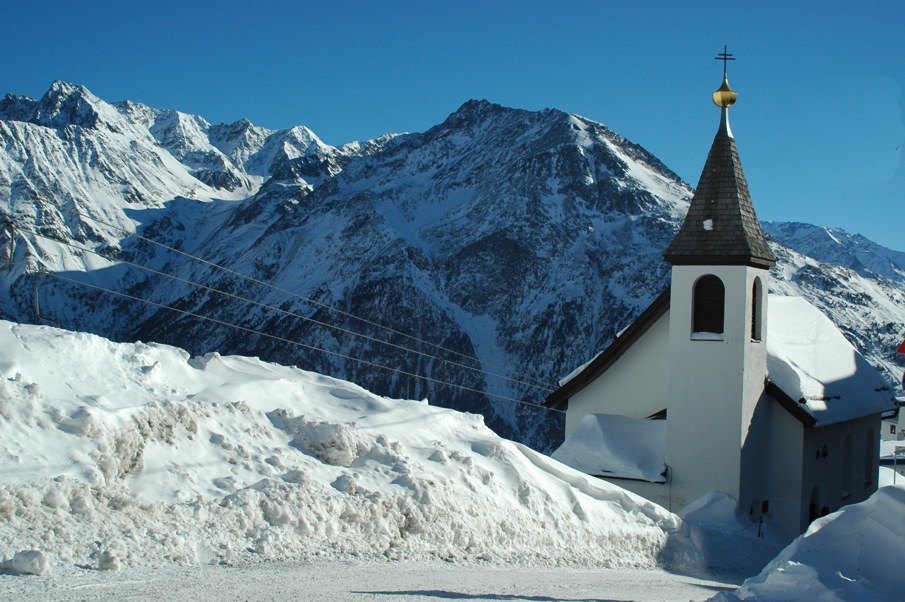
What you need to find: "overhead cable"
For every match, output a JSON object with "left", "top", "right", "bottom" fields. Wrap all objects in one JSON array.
[
  {"left": 21, "top": 226, "right": 554, "bottom": 394},
  {"left": 43, "top": 271, "right": 560, "bottom": 412},
  {"left": 64, "top": 207, "right": 557, "bottom": 391}
]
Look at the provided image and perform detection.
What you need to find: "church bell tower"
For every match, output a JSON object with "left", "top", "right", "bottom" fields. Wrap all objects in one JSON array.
[{"left": 662, "top": 47, "right": 777, "bottom": 511}]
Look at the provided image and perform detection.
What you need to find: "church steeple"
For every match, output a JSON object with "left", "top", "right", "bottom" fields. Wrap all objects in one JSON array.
[{"left": 664, "top": 47, "right": 776, "bottom": 268}]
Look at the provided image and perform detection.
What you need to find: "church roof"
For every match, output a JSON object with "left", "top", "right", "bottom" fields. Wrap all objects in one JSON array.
[
  {"left": 551, "top": 413, "right": 667, "bottom": 482},
  {"left": 765, "top": 296, "right": 896, "bottom": 426},
  {"left": 663, "top": 87, "right": 776, "bottom": 268}
]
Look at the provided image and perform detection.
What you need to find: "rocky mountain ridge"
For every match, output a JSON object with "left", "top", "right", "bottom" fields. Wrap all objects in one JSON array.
[{"left": 1, "top": 82, "right": 902, "bottom": 450}]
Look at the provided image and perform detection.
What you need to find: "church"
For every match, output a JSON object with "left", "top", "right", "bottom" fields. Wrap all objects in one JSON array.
[{"left": 545, "top": 52, "right": 898, "bottom": 537}]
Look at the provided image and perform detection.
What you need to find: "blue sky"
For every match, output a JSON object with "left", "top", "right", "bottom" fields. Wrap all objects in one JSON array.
[{"left": 3, "top": 1, "right": 903, "bottom": 250}]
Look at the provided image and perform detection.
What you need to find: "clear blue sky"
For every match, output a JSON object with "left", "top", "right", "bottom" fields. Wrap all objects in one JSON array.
[{"left": 3, "top": 1, "right": 903, "bottom": 251}]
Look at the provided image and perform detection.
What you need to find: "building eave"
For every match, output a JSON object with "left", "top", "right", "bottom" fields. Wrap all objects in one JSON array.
[
  {"left": 665, "top": 254, "right": 776, "bottom": 269},
  {"left": 766, "top": 380, "right": 817, "bottom": 428}
]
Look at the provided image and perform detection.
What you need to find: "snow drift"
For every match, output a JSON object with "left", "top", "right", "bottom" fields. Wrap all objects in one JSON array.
[
  {"left": 0, "top": 320, "right": 679, "bottom": 572},
  {"left": 717, "top": 484, "right": 905, "bottom": 601}
]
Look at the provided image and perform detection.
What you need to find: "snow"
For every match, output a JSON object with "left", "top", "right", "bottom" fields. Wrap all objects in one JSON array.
[
  {"left": 552, "top": 414, "right": 666, "bottom": 482},
  {"left": 557, "top": 349, "right": 602, "bottom": 386},
  {"left": 1, "top": 320, "right": 903, "bottom": 600},
  {"left": 766, "top": 295, "right": 896, "bottom": 425},
  {"left": 0, "top": 320, "right": 679, "bottom": 574},
  {"left": 1, "top": 550, "right": 49, "bottom": 576},
  {"left": 716, "top": 484, "right": 905, "bottom": 601}
]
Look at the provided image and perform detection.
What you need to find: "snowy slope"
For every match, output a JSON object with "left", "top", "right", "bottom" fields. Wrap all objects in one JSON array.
[
  {"left": 763, "top": 221, "right": 905, "bottom": 284},
  {"left": 0, "top": 320, "right": 679, "bottom": 572},
  {"left": 1, "top": 82, "right": 902, "bottom": 452}
]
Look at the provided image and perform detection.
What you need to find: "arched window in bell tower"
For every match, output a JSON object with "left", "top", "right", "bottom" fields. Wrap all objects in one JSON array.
[
  {"left": 751, "top": 277, "right": 764, "bottom": 341},
  {"left": 692, "top": 275, "right": 725, "bottom": 335}
]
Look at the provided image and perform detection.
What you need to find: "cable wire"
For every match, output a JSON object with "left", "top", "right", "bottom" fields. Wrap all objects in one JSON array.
[
  {"left": 74, "top": 208, "right": 554, "bottom": 386},
  {"left": 21, "top": 226, "right": 556, "bottom": 395},
  {"left": 43, "top": 271, "right": 561, "bottom": 412},
  {"left": 61, "top": 207, "right": 558, "bottom": 391}
]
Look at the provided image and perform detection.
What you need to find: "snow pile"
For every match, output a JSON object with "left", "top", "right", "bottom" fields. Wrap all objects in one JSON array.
[
  {"left": 716, "top": 485, "right": 905, "bottom": 601},
  {"left": 552, "top": 414, "right": 666, "bottom": 482},
  {"left": 664, "top": 492, "right": 787, "bottom": 581},
  {"left": 0, "top": 321, "right": 679, "bottom": 572},
  {"left": 0, "top": 550, "right": 48, "bottom": 576}
]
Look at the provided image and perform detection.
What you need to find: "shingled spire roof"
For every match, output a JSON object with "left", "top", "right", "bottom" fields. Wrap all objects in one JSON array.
[{"left": 664, "top": 51, "right": 776, "bottom": 268}]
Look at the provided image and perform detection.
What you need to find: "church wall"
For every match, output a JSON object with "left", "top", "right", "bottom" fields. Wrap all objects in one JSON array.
[
  {"left": 665, "top": 265, "right": 769, "bottom": 511},
  {"left": 800, "top": 414, "right": 881, "bottom": 530},
  {"left": 738, "top": 393, "right": 776, "bottom": 522},
  {"left": 565, "top": 313, "right": 670, "bottom": 437},
  {"left": 763, "top": 403, "right": 805, "bottom": 537}
]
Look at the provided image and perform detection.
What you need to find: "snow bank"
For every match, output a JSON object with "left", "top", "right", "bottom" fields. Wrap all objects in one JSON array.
[
  {"left": 0, "top": 321, "right": 679, "bottom": 572},
  {"left": 716, "top": 485, "right": 905, "bottom": 601},
  {"left": 0, "top": 550, "right": 49, "bottom": 576}
]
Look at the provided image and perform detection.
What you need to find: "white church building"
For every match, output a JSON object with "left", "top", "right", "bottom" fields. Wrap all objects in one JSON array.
[{"left": 545, "top": 58, "right": 898, "bottom": 537}]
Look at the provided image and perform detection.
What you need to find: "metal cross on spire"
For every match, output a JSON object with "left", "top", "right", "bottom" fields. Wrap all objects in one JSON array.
[{"left": 715, "top": 45, "right": 735, "bottom": 78}]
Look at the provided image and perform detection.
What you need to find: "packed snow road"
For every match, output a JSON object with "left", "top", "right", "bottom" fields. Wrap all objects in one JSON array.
[{"left": 0, "top": 559, "right": 736, "bottom": 601}]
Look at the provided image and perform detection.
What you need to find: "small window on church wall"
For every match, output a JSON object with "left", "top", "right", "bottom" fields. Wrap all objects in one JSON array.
[
  {"left": 864, "top": 429, "right": 875, "bottom": 487},
  {"left": 841, "top": 435, "right": 853, "bottom": 501},
  {"left": 693, "top": 275, "right": 725, "bottom": 335},
  {"left": 751, "top": 277, "right": 763, "bottom": 341}
]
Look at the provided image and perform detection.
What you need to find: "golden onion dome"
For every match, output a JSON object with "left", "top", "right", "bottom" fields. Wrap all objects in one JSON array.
[{"left": 712, "top": 77, "right": 738, "bottom": 108}]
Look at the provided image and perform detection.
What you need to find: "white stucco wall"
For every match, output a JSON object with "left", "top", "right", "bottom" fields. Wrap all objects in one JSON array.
[
  {"left": 881, "top": 413, "right": 904, "bottom": 441},
  {"left": 762, "top": 402, "right": 805, "bottom": 537},
  {"left": 565, "top": 313, "right": 670, "bottom": 437},
  {"left": 665, "top": 264, "right": 770, "bottom": 511}
]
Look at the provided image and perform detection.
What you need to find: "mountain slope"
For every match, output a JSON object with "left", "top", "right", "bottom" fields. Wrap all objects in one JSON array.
[
  {"left": 1, "top": 83, "right": 902, "bottom": 451},
  {"left": 763, "top": 221, "right": 905, "bottom": 284}
]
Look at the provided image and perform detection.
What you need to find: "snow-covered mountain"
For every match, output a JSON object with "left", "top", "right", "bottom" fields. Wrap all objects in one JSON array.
[
  {"left": 1, "top": 82, "right": 902, "bottom": 451},
  {"left": 763, "top": 221, "right": 905, "bottom": 284}
]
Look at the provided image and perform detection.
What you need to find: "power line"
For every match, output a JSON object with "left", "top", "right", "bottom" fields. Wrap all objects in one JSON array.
[
  {"left": 61, "top": 206, "right": 558, "bottom": 391},
  {"left": 41, "top": 271, "right": 561, "bottom": 412},
  {"left": 21, "top": 226, "right": 555, "bottom": 395}
]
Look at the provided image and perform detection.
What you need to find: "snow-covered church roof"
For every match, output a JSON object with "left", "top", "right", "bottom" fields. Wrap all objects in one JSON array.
[{"left": 765, "top": 295, "right": 894, "bottom": 426}]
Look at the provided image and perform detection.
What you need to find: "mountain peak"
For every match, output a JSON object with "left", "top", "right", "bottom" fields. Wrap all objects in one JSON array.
[
  {"left": 32, "top": 81, "right": 109, "bottom": 130},
  {"left": 47, "top": 80, "right": 85, "bottom": 96},
  {"left": 440, "top": 99, "right": 515, "bottom": 129}
]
